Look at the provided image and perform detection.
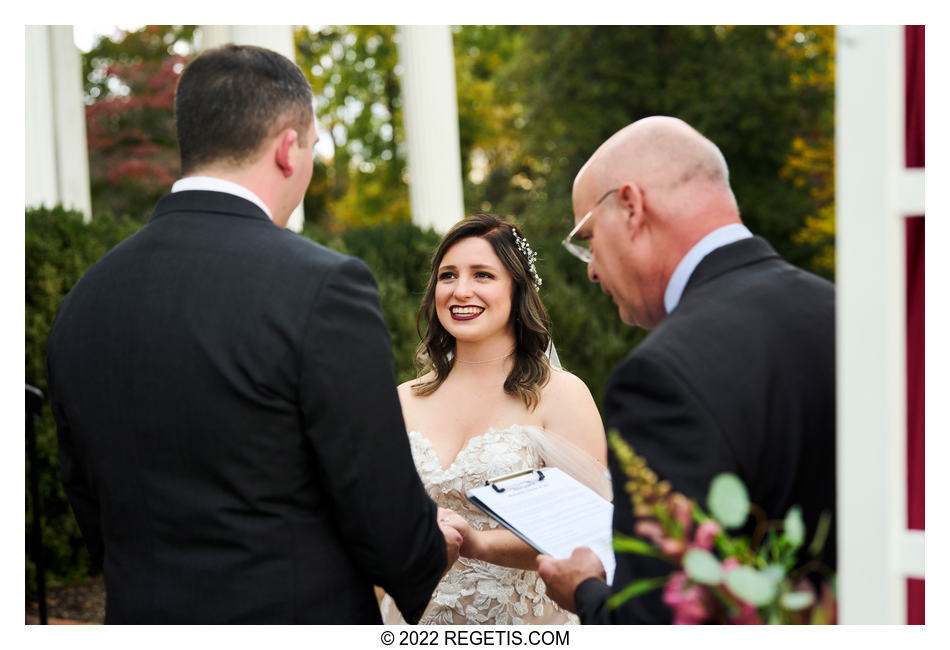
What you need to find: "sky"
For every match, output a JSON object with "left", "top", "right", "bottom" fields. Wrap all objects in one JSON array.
[{"left": 72, "top": 24, "right": 138, "bottom": 52}]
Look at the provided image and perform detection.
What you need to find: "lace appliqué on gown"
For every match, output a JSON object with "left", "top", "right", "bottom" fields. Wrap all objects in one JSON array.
[{"left": 380, "top": 426, "right": 578, "bottom": 625}]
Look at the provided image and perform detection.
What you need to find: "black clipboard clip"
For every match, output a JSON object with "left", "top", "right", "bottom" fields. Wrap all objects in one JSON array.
[{"left": 486, "top": 468, "right": 545, "bottom": 493}]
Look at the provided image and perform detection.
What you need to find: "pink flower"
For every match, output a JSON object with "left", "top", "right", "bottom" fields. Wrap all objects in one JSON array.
[
  {"left": 635, "top": 520, "right": 666, "bottom": 544},
  {"left": 721, "top": 557, "right": 741, "bottom": 572},
  {"left": 670, "top": 494, "right": 694, "bottom": 535},
  {"left": 729, "top": 600, "right": 762, "bottom": 625},
  {"left": 692, "top": 520, "right": 722, "bottom": 550},
  {"left": 660, "top": 537, "right": 686, "bottom": 560},
  {"left": 663, "top": 571, "right": 710, "bottom": 624}
]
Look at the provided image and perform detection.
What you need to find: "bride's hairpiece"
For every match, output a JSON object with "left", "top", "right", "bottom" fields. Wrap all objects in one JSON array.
[{"left": 512, "top": 227, "right": 542, "bottom": 291}]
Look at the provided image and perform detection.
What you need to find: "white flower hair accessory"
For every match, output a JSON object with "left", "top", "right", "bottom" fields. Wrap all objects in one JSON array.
[{"left": 512, "top": 227, "right": 542, "bottom": 290}]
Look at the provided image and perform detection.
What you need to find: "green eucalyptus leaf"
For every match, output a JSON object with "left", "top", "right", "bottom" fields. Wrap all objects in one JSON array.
[
  {"left": 607, "top": 576, "right": 667, "bottom": 609},
  {"left": 725, "top": 566, "right": 778, "bottom": 606},
  {"left": 683, "top": 549, "right": 722, "bottom": 586},
  {"left": 808, "top": 511, "right": 832, "bottom": 557},
  {"left": 762, "top": 564, "right": 786, "bottom": 585},
  {"left": 784, "top": 506, "right": 805, "bottom": 547},
  {"left": 612, "top": 534, "right": 666, "bottom": 559},
  {"left": 780, "top": 591, "right": 815, "bottom": 611},
  {"left": 707, "top": 473, "right": 750, "bottom": 528}
]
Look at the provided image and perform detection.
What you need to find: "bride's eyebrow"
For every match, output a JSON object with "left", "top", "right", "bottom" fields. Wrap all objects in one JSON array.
[{"left": 438, "top": 263, "right": 500, "bottom": 272}]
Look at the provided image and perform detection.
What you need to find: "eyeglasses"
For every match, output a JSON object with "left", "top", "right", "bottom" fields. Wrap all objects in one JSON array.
[{"left": 561, "top": 189, "right": 619, "bottom": 263}]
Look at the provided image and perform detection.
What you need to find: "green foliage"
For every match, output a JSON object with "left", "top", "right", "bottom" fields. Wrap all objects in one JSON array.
[
  {"left": 725, "top": 565, "right": 780, "bottom": 606},
  {"left": 784, "top": 506, "right": 805, "bottom": 548},
  {"left": 606, "top": 575, "right": 668, "bottom": 610},
  {"left": 612, "top": 532, "right": 666, "bottom": 559},
  {"left": 296, "top": 26, "right": 409, "bottom": 230},
  {"left": 707, "top": 473, "right": 751, "bottom": 529},
  {"left": 607, "top": 432, "right": 836, "bottom": 623},
  {"left": 683, "top": 548, "right": 723, "bottom": 586},
  {"left": 25, "top": 206, "right": 143, "bottom": 589},
  {"left": 82, "top": 26, "right": 196, "bottom": 221},
  {"left": 462, "top": 26, "right": 836, "bottom": 277}
]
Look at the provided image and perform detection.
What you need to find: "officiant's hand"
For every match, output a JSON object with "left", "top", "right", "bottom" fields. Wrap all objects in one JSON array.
[
  {"left": 437, "top": 508, "right": 464, "bottom": 574},
  {"left": 536, "top": 547, "right": 606, "bottom": 614}
]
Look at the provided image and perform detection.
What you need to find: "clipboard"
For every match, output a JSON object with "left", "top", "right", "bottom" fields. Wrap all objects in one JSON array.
[
  {"left": 466, "top": 467, "right": 616, "bottom": 584},
  {"left": 466, "top": 469, "right": 550, "bottom": 553}
]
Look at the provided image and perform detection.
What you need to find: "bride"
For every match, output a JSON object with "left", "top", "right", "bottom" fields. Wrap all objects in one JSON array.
[{"left": 380, "top": 213, "right": 609, "bottom": 625}]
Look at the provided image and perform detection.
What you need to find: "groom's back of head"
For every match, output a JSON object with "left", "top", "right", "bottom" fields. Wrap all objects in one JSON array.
[{"left": 174, "top": 44, "right": 313, "bottom": 175}]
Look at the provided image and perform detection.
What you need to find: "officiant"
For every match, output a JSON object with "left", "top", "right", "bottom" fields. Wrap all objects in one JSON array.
[{"left": 537, "top": 116, "right": 837, "bottom": 624}]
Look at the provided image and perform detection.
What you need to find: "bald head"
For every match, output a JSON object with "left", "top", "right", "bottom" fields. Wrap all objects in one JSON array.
[{"left": 575, "top": 116, "right": 737, "bottom": 219}]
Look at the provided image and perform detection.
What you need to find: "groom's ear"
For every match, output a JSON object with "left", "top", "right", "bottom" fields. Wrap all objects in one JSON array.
[{"left": 274, "top": 128, "right": 300, "bottom": 179}]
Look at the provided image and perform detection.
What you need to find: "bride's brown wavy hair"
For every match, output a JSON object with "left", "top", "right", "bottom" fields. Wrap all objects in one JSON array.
[{"left": 413, "top": 214, "right": 551, "bottom": 410}]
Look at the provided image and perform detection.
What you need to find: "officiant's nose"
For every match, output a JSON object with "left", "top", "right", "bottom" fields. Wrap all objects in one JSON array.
[{"left": 587, "top": 258, "right": 599, "bottom": 283}]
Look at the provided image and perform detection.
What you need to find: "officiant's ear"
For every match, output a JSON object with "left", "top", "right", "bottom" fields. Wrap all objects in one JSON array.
[
  {"left": 618, "top": 183, "right": 646, "bottom": 236},
  {"left": 274, "top": 128, "right": 300, "bottom": 179}
]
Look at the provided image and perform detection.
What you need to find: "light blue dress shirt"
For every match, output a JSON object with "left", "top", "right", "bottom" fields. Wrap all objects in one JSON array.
[{"left": 663, "top": 223, "right": 753, "bottom": 315}]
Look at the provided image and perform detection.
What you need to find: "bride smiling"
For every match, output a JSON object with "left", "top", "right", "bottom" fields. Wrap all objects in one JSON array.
[{"left": 379, "top": 213, "right": 609, "bottom": 625}]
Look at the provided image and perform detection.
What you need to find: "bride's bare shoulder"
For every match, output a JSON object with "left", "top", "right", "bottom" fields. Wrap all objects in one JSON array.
[
  {"left": 543, "top": 366, "right": 595, "bottom": 400},
  {"left": 540, "top": 367, "right": 606, "bottom": 461},
  {"left": 397, "top": 373, "right": 436, "bottom": 401}
]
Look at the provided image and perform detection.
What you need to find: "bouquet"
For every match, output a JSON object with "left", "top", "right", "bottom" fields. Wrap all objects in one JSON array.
[{"left": 608, "top": 430, "right": 836, "bottom": 624}]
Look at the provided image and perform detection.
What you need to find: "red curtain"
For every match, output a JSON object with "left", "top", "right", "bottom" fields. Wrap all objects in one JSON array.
[
  {"left": 904, "top": 24, "right": 925, "bottom": 625},
  {"left": 905, "top": 26, "right": 925, "bottom": 168},
  {"left": 905, "top": 215, "right": 924, "bottom": 532}
]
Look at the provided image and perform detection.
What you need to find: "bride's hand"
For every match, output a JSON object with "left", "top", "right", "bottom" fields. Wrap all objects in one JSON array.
[
  {"left": 437, "top": 508, "right": 463, "bottom": 572},
  {"left": 458, "top": 526, "right": 485, "bottom": 561},
  {"left": 437, "top": 509, "right": 483, "bottom": 560},
  {"left": 447, "top": 518, "right": 484, "bottom": 561}
]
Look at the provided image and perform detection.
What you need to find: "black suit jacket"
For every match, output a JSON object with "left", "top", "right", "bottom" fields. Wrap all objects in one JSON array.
[
  {"left": 575, "top": 237, "right": 836, "bottom": 624},
  {"left": 47, "top": 191, "right": 445, "bottom": 623}
]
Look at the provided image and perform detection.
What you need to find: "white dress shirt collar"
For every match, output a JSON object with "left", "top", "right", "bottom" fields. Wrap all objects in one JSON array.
[
  {"left": 171, "top": 176, "right": 273, "bottom": 222},
  {"left": 663, "top": 223, "right": 753, "bottom": 315}
]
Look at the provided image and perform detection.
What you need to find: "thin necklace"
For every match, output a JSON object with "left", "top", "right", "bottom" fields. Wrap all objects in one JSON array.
[{"left": 456, "top": 350, "right": 515, "bottom": 365}]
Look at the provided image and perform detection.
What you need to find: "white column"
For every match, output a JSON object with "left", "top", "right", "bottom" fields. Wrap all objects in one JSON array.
[
  {"left": 835, "top": 25, "right": 913, "bottom": 624},
  {"left": 196, "top": 25, "right": 306, "bottom": 233},
  {"left": 397, "top": 25, "right": 465, "bottom": 233},
  {"left": 25, "top": 25, "right": 92, "bottom": 220},
  {"left": 25, "top": 26, "right": 58, "bottom": 212}
]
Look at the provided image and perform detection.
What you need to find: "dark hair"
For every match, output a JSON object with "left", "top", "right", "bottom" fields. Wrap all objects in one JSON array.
[
  {"left": 413, "top": 214, "right": 551, "bottom": 410},
  {"left": 174, "top": 44, "right": 314, "bottom": 174}
]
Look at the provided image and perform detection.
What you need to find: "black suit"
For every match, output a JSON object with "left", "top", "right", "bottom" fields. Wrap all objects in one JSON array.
[
  {"left": 47, "top": 191, "right": 445, "bottom": 623},
  {"left": 575, "top": 237, "right": 836, "bottom": 624}
]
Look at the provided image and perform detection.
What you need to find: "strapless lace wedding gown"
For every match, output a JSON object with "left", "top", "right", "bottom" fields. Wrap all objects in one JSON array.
[{"left": 380, "top": 425, "right": 578, "bottom": 625}]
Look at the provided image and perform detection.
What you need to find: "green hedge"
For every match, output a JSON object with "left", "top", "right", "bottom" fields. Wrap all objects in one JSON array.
[
  {"left": 26, "top": 207, "right": 641, "bottom": 583},
  {"left": 25, "top": 207, "right": 145, "bottom": 589}
]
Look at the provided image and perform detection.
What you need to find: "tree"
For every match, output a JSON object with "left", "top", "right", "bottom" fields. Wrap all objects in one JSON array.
[
  {"left": 777, "top": 26, "right": 836, "bottom": 277},
  {"left": 464, "top": 26, "right": 836, "bottom": 277},
  {"left": 82, "top": 26, "right": 196, "bottom": 220},
  {"left": 296, "top": 25, "right": 408, "bottom": 230}
]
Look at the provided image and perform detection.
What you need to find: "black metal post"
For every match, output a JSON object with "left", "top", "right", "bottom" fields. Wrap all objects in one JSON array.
[{"left": 26, "top": 384, "right": 47, "bottom": 625}]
